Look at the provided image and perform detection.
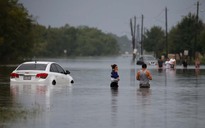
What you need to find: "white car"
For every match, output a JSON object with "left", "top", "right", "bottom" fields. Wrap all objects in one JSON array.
[
  {"left": 136, "top": 55, "right": 157, "bottom": 66},
  {"left": 10, "top": 61, "right": 74, "bottom": 85}
]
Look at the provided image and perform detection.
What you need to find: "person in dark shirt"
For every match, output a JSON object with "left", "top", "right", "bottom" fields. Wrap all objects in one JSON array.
[
  {"left": 110, "top": 64, "right": 120, "bottom": 88},
  {"left": 182, "top": 59, "right": 188, "bottom": 68},
  {"left": 158, "top": 57, "right": 163, "bottom": 69}
]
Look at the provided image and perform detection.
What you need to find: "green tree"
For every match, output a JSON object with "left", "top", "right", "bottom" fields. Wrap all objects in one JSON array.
[
  {"left": 62, "top": 26, "right": 78, "bottom": 56},
  {"left": 36, "top": 25, "right": 119, "bottom": 57},
  {"left": 74, "top": 26, "right": 119, "bottom": 56},
  {"left": 110, "top": 34, "right": 132, "bottom": 54},
  {"left": 45, "top": 27, "right": 65, "bottom": 57},
  {"left": 198, "top": 26, "right": 205, "bottom": 54},
  {"left": 143, "top": 26, "right": 165, "bottom": 57},
  {"left": 168, "top": 13, "right": 203, "bottom": 58},
  {"left": 0, "top": 0, "right": 33, "bottom": 62},
  {"left": 30, "top": 24, "right": 47, "bottom": 57}
]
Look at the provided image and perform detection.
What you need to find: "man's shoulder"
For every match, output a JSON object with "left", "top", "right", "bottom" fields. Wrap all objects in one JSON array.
[{"left": 137, "top": 70, "right": 142, "bottom": 73}]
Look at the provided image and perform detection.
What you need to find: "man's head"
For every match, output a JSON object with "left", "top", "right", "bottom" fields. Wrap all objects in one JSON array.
[{"left": 142, "top": 63, "right": 147, "bottom": 69}]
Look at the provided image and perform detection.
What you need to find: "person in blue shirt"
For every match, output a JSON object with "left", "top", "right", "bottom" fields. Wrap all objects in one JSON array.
[{"left": 110, "top": 64, "right": 120, "bottom": 88}]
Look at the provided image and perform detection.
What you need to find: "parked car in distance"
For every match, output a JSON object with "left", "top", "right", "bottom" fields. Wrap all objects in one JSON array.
[
  {"left": 10, "top": 61, "right": 74, "bottom": 85},
  {"left": 136, "top": 55, "right": 157, "bottom": 66}
]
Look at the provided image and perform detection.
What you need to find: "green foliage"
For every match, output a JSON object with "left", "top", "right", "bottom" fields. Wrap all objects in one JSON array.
[
  {"left": 30, "top": 24, "right": 47, "bottom": 57},
  {"left": 73, "top": 26, "right": 119, "bottom": 56},
  {"left": 0, "top": 0, "right": 33, "bottom": 62},
  {"left": 169, "top": 13, "right": 204, "bottom": 57},
  {"left": 37, "top": 25, "right": 118, "bottom": 57},
  {"left": 143, "top": 13, "right": 205, "bottom": 60},
  {"left": 143, "top": 26, "right": 165, "bottom": 57},
  {"left": 110, "top": 34, "right": 131, "bottom": 54},
  {"left": 31, "top": 25, "right": 120, "bottom": 57},
  {"left": 199, "top": 28, "right": 205, "bottom": 53}
]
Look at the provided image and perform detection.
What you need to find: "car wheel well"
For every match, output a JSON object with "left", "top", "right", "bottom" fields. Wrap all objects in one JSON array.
[{"left": 52, "top": 80, "right": 56, "bottom": 85}]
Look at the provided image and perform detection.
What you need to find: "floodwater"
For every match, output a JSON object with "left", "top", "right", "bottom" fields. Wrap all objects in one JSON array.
[{"left": 1, "top": 56, "right": 205, "bottom": 128}]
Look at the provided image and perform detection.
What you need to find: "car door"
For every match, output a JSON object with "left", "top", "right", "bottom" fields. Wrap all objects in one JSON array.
[
  {"left": 55, "top": 64, "right": 67, "bottom": 83},
  {"left": 50, "top": 64, "right": 63, "bottom": 84}
]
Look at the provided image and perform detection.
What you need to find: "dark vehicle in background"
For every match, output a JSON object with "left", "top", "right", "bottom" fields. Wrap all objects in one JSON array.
[{"left": 136, "top": 55, "right": 157, "bottom": 66}]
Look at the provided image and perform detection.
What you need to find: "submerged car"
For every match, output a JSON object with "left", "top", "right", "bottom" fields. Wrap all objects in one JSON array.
[
  {"left": 10, "top": 61, "right": 74, "bottom": 85},
  {"left": 136, "top": 55, "right": 157, "bottom": 66}
]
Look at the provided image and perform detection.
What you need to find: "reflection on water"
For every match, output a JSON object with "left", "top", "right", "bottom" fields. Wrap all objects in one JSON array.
[
  {"left": 0, "top": 57, "right": 205, "bottom": 128},
  {"left": 111, "top": 87, "right": 118, "bottom": 127},
  {"left": 136, "top": 88, "right": 152, "bottom": 128},
  {"left": 0, "top": 84, "right": 46, "bottom": 128},
  {"left": 1, "top": 83, "right": 73, "bottom": 128},
  {"left": 137, "top": 88, "right": 151, "bottom": 97}
]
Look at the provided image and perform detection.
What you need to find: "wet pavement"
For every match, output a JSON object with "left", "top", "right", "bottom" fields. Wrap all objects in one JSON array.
[{"left": 0, "top": 56, "right": 205, "bottom": 128}]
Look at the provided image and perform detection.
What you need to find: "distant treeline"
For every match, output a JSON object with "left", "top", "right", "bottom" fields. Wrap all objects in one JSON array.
[
  {"left": 143, "top": 13, "right": 205, "bottom": 60},
  {"left": 31, "top": 25, "right": 120, "bottom": 57},
  {"left": 0, "top": 0, "right": 132, "bottom": 63}
]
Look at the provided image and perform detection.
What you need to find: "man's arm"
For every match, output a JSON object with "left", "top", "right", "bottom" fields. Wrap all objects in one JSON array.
[
  {"left": 146, "top": 70, "right": 152, "bottom": 80},
  {"left": 136, "top": 71, "right": 140, "bottom": 80}
]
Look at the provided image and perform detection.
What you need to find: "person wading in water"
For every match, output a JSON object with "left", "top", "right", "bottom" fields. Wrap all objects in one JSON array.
[
  {"left": 136, "top": 63, "right": 152, "bottom": 88},
  {"left": 110, "top": 64, "right": 120, "bottom": 88}
]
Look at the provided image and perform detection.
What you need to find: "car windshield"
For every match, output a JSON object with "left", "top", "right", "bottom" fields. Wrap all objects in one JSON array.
[
  {"left": 145, "top": 56, "right": 155, "bottom": 60},
  {"left": 17, "top": 64, "right": 47, "bottom": 71}
]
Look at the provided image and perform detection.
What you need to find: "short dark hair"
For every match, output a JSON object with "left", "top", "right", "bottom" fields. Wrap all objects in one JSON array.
[
  {"left": 142, "top": 63, "right": 147, "bottom": 68},
  {"left": 111, "top": 64, "right": 117, "bottom": 69}
]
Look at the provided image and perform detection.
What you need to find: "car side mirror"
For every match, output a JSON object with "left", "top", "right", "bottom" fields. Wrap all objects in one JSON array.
[{"left": 65, "top": 70, "right": 70, "bottom": 74}]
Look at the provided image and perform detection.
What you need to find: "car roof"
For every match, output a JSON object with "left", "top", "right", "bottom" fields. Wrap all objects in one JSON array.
[
  {"left": 22, "top": 61, "right": 55, "bottom": 65},
  {"left": 140, "top": 55, "right": 154, "bottom": 57}
]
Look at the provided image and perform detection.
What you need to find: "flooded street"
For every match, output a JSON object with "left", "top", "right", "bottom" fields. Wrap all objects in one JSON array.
[{"left": 1, "top": 56, "right": 205, "bottom": 128}]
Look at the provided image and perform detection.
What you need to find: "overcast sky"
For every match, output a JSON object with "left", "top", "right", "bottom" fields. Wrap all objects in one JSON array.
[{"left": 19, "top": 0, "right": 205, "bottom": 37}]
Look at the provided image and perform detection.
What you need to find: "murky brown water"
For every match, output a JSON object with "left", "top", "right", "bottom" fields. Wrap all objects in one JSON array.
[{"left": 1, "top": 56, "right": 205, "bottom": 128}]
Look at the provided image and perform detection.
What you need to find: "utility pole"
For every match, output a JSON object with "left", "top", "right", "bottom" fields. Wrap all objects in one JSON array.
[
  {"left": 130, "top": 16, "right": 136, "bottom": 61},
  {"left": 194, "top": 1, "right": 199, "bottom": 59},
  {"left": 141, "top": 14, "right": 144, "bottom": 56},
  {"left": 165, "top": 7, "right": 168, "bottom": 58},
  {"left": 136, "top": 24, "right": 140, "bottom": 53}
]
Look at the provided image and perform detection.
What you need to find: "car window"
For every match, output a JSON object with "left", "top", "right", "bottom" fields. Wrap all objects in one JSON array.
[
  {"left": 144, "top": 56, "right": 155, "bottom": 60},
  {"left": 55, "top": 64, "right": 65, "bottom": 74},
  {"left": 17, "top": 64, "right": 47, "bottom": 70},
  {"left": 50, "top": 64, "right": 58, "bottom": 73},
  {"left": 139, "top": 57, "right": 143, "bottom": 61},
  {"left": 147, "top": 56, "right": 154, "bottom": 59}
]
